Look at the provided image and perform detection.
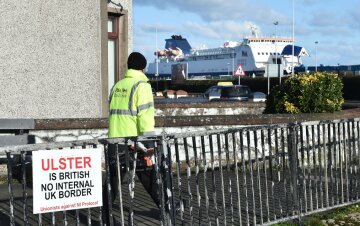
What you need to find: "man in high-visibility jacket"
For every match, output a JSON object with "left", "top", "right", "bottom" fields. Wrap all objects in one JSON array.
[
  {"left": 104, "top": 52, "right": 159, "bottom": 225},
  {"left": 108, "top": 52, "right": 155, "bottom": 137}
]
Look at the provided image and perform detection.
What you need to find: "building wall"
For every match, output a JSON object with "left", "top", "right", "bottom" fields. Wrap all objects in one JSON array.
[{"left": 0, "top": 1, "right": 112, "bottom": 119}]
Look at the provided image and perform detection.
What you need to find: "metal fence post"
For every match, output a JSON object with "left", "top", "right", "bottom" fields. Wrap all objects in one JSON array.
[
  {"left": 160, "top": 135, "right": 175, "bottom": 226},
  {"left": 6, "top": 152, "right": 15, "bottom": 226},
  {"left": 288, "top": 124, "right": 301, "bottom": 222}
]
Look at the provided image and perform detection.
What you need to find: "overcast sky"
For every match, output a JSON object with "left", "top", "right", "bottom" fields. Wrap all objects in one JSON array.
[{"left": 133, "top": 0, "right": 360, "bottom": 67}]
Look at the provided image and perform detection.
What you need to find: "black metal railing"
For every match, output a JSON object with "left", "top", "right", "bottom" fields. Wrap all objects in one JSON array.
[
  {"left": 163, "top": 118, "right": 360, "bottom": 225},
  {"left": 0, "top": 118, "right": 359, "bottom": 225}
]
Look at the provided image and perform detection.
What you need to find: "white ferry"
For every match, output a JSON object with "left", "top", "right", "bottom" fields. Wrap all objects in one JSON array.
[{"left": 147, "top": 31, "right": 309, "bottom": 79}]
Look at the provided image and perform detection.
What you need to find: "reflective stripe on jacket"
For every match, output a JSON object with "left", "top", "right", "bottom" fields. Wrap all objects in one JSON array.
[{"left": 108, "top": 69, "right": 155, "bottom": 138}]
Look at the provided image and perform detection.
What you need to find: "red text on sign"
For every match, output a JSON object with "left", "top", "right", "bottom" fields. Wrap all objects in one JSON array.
[{"left": 41, "top": 157, "right": 92, "bottom": 171}]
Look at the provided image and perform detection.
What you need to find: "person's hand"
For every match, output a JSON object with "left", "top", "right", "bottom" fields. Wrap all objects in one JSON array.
[
  {"left": 144, "top": 148, "right": 154, "bottom": 157},
  {"left": 129, "top": 144, "right": 135, "bottom": 151},
  {"left": 129, "top": 143, "right": 154, "bottom": 156}
]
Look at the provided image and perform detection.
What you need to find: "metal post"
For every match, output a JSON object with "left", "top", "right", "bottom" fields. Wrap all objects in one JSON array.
[
  {"left": 161, "top": 135, "right": 175, "bottom": 226},
  {"left": 232, "top": 49, "right": 235, "bottom": 76},
  {"left": 267, "top": 63, "right": 270, "bottom": 95},
  {"left": 6, "top": 152, "right": 15, "bottom": 226},
  {"left": 274, "top": 21, "right": 280, "bottom": 85},
  {"left": 292, "top": 0, "right": 295, "bottom": 75},
  {"left": 315, "top": 41, "right": 318, "bottom": 72},
  {"left": 288, "top": 125, "right": 300, "bottom": 222}
]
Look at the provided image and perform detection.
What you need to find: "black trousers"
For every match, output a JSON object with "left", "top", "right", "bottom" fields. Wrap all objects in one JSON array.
[{"left": 102, "top": 143, "right": 160, "bottom": 224}]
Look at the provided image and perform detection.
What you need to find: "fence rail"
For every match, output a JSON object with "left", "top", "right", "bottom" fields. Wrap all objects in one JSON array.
[{"left": 0, "top": 118, "right": 359, "bottom": 225}]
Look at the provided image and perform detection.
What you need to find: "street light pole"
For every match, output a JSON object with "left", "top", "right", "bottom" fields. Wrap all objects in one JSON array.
[
  {"left": 274, "top": 21, "right": 280, "bottom": 85},
  {"left": 315, "top": 41, "right": 318, "bottom": 72},
  {"left": 155, "top": 27, "right": 158, "bottom": 77},
  {"left": 232, "top": 49, "right": 235, "bottom": 76},
  {"left": 292, "top": 0, "right": 295, "bottom": 75},
  {"left": 274, "top": 21, "right": 278, "bottom": 63},
  {"left": 155, "top": 27, "right": 159, "bottom": 91}
]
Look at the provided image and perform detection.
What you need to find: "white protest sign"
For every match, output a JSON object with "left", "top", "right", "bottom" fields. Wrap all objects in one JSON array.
[{"left": 32, "top": 148, "right": 102, "bottom": 214}]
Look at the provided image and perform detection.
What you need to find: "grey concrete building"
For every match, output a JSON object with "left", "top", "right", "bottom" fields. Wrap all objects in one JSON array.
[{"left": 0, "top": 0, "right": 133, "bottom": 119}]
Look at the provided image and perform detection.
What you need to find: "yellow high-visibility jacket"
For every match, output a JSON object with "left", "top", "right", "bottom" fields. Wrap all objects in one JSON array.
[{"left": 108, "top": 69, "right": 155, "bottom": 138}]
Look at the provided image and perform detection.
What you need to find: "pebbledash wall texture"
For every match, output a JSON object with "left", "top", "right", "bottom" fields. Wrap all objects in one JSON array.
[{"left": 0, "top": 0, "right": 133, "bottom": 119}]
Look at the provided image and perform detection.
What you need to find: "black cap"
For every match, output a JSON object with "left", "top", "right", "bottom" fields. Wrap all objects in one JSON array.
[{"left": 127, "top": 52, "right": 147, "bottom": 70}]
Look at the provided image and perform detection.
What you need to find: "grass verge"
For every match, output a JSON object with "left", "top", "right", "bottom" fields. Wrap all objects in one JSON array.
[{"left": 273, "top": 203, "right": 360, "bottom": 226}]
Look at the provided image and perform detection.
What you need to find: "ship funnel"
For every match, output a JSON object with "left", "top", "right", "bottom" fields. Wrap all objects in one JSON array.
[{"left": 164, "top": 35, "right": 192, "bottom": 54}]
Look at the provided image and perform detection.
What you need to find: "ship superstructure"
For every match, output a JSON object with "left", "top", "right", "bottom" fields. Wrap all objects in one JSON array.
[{"left": 147, "top": 33, "right": 308, "bottom": 79}]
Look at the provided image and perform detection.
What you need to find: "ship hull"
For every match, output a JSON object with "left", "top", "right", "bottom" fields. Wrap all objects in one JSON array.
[
  {"left": 147, "top": 46, "right": 266, "bottom": 78},
  {"left": 147, "top": 35, "right": 307, "bottom": 79}
]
